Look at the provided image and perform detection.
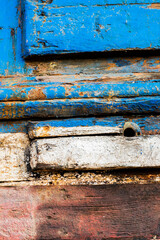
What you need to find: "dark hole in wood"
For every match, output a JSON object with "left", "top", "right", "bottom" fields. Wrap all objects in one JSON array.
[{"left": 124, "top": 127, "right": 136, "bottom": 137}]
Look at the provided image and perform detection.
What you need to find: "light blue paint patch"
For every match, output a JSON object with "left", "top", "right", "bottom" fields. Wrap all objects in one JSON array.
[{"left": 0, "top": 0, "right": 32, "bottom": 75}]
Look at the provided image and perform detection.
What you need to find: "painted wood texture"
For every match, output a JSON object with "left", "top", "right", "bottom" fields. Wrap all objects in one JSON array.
[
  {"left": 1, "top": 0, "right": 160, "bottom": 76},
  {"left": 1, "top": 96, "right": 160, "bottom": 120},
  {"left": 0, "top": 76, "right": 159, "bottom": 119},
  {"left": 30, "top": 135, "right": 160, "bottom": 170},
  {"left": 27, "top": 57, "right": 160, "bottom": 76},
  {"left": 1, "top": 131, "right": 160, "bottom": 184},
  {"left": 1, "top": 78, "right": 160, "bottom": 101},
  {"left": 28, "top": 115, "right": 160, "bottom": 139},
  {"left": 0, "top": 115, "right": 158, "bottom": 135},
  {"left": 24, "top": 0, "right": 160, "bottom": 57},
  {"left": 1, "top": 184, "right": 160, "bottom": 239},
  {"left": 0, "top": 0, "right": 33, "bottom": 76}
]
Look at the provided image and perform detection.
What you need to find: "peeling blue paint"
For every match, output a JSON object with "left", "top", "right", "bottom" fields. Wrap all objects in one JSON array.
[
  {"left": 0, "top": 96, "right": 159, "bottom": 120},
  {"left": 28, "top": 115, "right": 160, "bottom": 137},
  {"left": 0, "top": 79, "right": 159, "bottom": 101},
  {"left": 24, "top": 0, "right": 160, "bottom": 57}
]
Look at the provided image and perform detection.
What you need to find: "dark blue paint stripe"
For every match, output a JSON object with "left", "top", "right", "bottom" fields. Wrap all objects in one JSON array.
[{"left": 1, "top": 96, "right": 160, "bottom": 119}]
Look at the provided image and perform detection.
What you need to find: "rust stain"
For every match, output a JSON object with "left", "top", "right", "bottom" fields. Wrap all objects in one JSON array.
[
  {"left": 11, "top": 28, "right": 16, "bottom": 61},
  {"left": 154, "top": 59, "right": 160, "bottom": 64},
  {"left": 28, "top": 87, "right": 46, "bottom": 100},
  {"left": 141, "top": 128, "right": 160, "bottom": 135},
  {"left": 147, "top": 3, "right": 160, "bottom": 9},
  {"left": 2, "top": 171, "right": 160, "bottom": 186},
  {"left": 11, "top": 28, "right": 15, "bottom": 37},
  {"left": 106, "top": 62, "right": 119, "bottom": 70},
  {"left": 38, "top": 126, "right": 52, "bottom": 137},
  {"left": 63, "top": 84, "right": 74, "bottom": 97},
  {"left": 26, "top": 57, "right": 160, "bottom": 77},
  {"left": 143, "top": 59, "right": 160, "bottom": 70},
  {"left": 79, "top": 92, "right": 84, "bottom": 97},
  {"left": 17, "top": 0, "right": 22, "bottom": 27}
]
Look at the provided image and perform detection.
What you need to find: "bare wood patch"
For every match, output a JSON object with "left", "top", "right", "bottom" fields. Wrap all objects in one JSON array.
[
  {"left": 30, "top": 135, "right": 160, "bottom": 170},
  {"left": 147, "top": 3, "right": 160, "bottom": 9},
  {"left": 28, "top": 125, "right": 121, "bottom": 139},
  {"left": 0, "top": 133, "right": 30, "bottom": 181}
]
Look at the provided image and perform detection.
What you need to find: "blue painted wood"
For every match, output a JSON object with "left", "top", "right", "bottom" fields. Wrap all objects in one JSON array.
[
  {"left": 28, "top": 115, "right": 160, "bottom": 136},
  {"left": 1, "top": 0, "right": 160, "bottom": 76},
  {"left": 24, "top": 0, "right": 160, "bottom": 57},
  {"left": 1, "top": 96, "right": 160, "bottom": 119},
  {"left": 0, "top": 116, "right": 158, "bottom": 134},
  {"left": 29, "top": 0, "right": 160, "bottom": 6},
  {"left": 0, "top": 0, "right": 159, "bottom": 122},
  {"left": 0, "top": 0, "right": 33, "bottom": 76},
  {"left": 0, "top": 79, "right": 159, "bottom": 101},
  {"left": 0, "top": 121, "right": 28, "bottom": 133}
]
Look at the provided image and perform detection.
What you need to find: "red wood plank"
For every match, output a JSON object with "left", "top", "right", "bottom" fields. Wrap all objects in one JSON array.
[
  {"left": 0, "top": 185, "right": 160, "bottom": 239},
  {"left": 0, "top": 187, "right": 34, "bottom": 240}
]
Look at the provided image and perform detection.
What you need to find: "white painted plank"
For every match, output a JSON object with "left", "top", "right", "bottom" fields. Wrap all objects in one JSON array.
[
  {"left": 0, "top": 133, "right": 30, "bottom": 181},
  {"left": 30, "top": 135, "right": 160, "bottom": 170},
  {"left": 28, "top": 125, "right": 121, "bottom": 139}
]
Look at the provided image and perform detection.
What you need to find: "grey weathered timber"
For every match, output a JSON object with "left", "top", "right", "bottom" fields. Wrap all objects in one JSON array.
[
  {"left": 28, "top": 125, "right": 121, "bottom": 139},
  {"left": 30, "top": 135, "right": 160, "bottom": 170},
  {"left": 0, "top": 133, "right": 30, "bottom": 181}
]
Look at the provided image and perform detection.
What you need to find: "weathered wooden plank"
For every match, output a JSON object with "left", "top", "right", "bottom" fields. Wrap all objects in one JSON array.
[
  {"left": 0, "top": 115, "right": 158, "bottom": 135},
  {"left": 1, "top": 185, "right": 160, "bottom": 239},
  {"left": 0, "top": 0, "right": 33, "bottom": 76},
  {"left": 0, "top": 133, "right": 30, "bottom": 181},
  {"left": 0, "top": 187, "right": 34, "bottom": 240},
  {"left": 0, "top": 78, "right": 159, "bottom": 101},
  {"left": 1, "top": 97, "right": 160, "bottom": 119},
  {"left": 24, "top": 0, "right": 160, "bottom": 57},
  {"left": 0, "top": 120, "right": 28, "bottom": 134},
  {"left": 26, "top": 0, "right": 160, "bottom": 6},
  {"left": 27, "top": 57, "right": 160, "bottom": 75},
  {"left": 1, "top": 73, "right": 160, "bottom": 87},
  {"left": 1, "top": 0, "right": 160, "bottom": 77},
  {"left": 28, "top": 126, "right": 121, "bottom": 139},
  {"left": 28, "top": 115, "right": 160, "bottom": 139},
  {"left": 0, "top": 120, "right": 158, "bottom": 183},
  {"left": 30, "top": 135, "right": 160, "bottom": 170}
]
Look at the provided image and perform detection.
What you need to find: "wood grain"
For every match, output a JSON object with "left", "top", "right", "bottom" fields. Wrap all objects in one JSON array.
[
  {"left": 28, "top": 125, "right": 121, "bottom": 139},
  {"left": 24, "top": 0, "right": 160, "bottom": 57},
  {"left": 1, "top": 77, "right": 160, "bottom": 101},
  {"left": 1, "top": 0, "right": 160, "bottom": 76},
  {"left": 1, "top": 185, "right": 160, "bottom": 239},
  {"left": 30, "top": 135, "right": 160, "bottom": 170},
  {"left": 28, "top": 115, "right": 160, "bottom": 139},
  {"left": 0, "top": 133, "right": 30, "bottom": 181},
  {"left": 0, "top": 115, "right": 159, "bottom": 135},
  {"left": 1, "top": 96, "right": 160, "bottom": 120}
]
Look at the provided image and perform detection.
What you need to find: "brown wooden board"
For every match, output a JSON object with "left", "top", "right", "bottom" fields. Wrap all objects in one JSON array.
[{"left": 1, "top": 185, "right": 160, "bottom": 239}]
